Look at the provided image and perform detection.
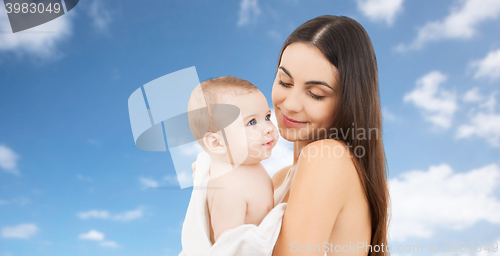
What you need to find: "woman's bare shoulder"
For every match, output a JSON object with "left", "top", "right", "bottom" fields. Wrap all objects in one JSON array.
[
  {"left": 273, "top": 139, "right": 360, "bottom": 251},
  {"left": 300, "top": 139, "right": 354, "bottom": 164},
  {"left": 296, "top": 139, "right": 359, "bottom": 194}
]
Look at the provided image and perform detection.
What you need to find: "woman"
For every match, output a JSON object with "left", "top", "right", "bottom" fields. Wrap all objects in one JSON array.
[
  {"left": 191, "top": 15, "right": 390, "bottom": 256},
  {"left": 269, "top": 15, "right": 389, "bottom": 256}
]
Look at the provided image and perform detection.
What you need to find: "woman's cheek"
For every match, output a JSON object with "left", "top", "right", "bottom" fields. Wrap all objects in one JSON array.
[
  {"left": 318, "top": 101, "right": 337, "bottom": 129},
  {"left": 271, "top": 85, "right": 278, "bottom": 106},
  {"left": 271, "top": 81, "right": 284, "bottom": 106},
  {"left": 308, "top": 102, "right": 330, "bottom": 128}
]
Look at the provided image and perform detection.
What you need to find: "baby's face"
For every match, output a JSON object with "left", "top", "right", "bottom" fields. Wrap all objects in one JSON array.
[{"left": 224, "top": 91, "right": 279, "bottom": 164}]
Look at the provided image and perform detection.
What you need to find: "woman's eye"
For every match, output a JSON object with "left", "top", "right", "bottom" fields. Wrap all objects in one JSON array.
[
  {"left": 265, "top": 114, "right": 271, "bottom": 121},
  {"left": 309, "top": 91, "right": 325, "bottom": 101},
  {"left": 279, "top": 80, "right": 293, "bottom": 88},
  {"left": 247, "top": 119, "right": 256, "bottom": 126}
]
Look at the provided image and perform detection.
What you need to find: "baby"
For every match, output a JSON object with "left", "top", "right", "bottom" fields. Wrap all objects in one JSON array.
[{"left": 187, "top": 76, "right": 279, "bottom": 244}]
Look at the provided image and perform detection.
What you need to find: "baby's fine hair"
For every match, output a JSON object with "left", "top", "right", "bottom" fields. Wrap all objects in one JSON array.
[{"left": 187, "top": 76, "right": 259, "bottom": 144}]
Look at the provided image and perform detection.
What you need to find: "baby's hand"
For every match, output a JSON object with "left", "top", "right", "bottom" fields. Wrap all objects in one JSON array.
[{"left": 191, "top": 161, "right": 197, "bottom": 181}]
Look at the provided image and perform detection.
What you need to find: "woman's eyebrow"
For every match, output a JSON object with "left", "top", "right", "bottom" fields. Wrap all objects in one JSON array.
[
  {"left": 280, "top": 66, "right": 336, "bottom": 92},
  {"left": 278, "top": 66, "right": 293, "bottom": 79},
  {"left": 305, "top": 81, "right": 335, "bottom": 92}
]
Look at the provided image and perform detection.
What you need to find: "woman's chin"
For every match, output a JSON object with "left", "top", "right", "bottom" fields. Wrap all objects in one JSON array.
[
  {"left": 279, "top": 133, "right": 296, "bottom": 142},
  {"left": 279, "top": 129, "right": 307, "bottom": 142}
]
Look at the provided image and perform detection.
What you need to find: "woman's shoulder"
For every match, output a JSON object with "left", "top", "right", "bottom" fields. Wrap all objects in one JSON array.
[
  {"left": 296, "top": 139, "right": 359, "bottom": 189},
  {"left": 280, "top": 139, "right": 363, "bottom": 237},
  {"left": 299, "top": 139, "right": 352, "bottom": 160}
]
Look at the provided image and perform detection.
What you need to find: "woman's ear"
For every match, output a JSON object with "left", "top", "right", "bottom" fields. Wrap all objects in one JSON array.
[{"left": 203, "top": 132, "right": 227, "bottom": 155}]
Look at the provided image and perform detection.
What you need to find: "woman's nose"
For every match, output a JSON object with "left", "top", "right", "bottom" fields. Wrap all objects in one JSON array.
[{"left": 282, "top": 88, "right": 302, "bottom": 113}]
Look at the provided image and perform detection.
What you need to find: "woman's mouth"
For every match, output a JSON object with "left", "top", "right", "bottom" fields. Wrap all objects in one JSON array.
[{"left": 281, "top": 112, "right": 308, "bottom": 128}]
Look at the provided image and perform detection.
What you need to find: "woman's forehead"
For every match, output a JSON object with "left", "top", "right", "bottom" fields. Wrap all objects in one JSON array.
[{"left": 280, "top": 42, "right": 339, "bottom": 85}]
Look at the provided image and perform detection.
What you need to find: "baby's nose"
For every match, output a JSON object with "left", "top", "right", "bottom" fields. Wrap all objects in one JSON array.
[{"left": 263, "top": 124, "right": 275, "bottom": 136}]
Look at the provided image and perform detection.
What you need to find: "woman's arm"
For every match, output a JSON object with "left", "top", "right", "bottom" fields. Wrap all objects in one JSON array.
[{"left": 272, "top": 139, "right": 358, "bottom": 256}]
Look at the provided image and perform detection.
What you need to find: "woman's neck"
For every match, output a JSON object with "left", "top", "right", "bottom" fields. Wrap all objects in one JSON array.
[{"left": 293, "top": 139, "right": 314, "bottom": 165}]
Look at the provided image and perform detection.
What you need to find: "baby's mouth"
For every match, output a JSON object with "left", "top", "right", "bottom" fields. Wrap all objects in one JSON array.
[{"left": 262, "top": 140, "right": 274, "bottom": 147}]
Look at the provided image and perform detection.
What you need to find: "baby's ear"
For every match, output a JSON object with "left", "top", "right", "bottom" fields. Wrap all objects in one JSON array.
[{"left": 203, "top": 132, "right": 227, "bottom": 155}]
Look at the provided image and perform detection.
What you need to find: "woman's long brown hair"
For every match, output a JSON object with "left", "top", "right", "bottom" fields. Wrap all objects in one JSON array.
[{"left": 277, "top": 15, "right": 390, "bottom": 256}]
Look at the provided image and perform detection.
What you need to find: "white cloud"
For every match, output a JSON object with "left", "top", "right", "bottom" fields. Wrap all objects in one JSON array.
[
  {"left": 143, "top": 172, "right": 191, "bottom": 188},
  {"left": 78, "top": 230, "right": 120, "bottom": 248},
  {"left": 0, "top": 5, "right": 73, "bottom": 59},
  {"left": 112, "top": 208, "right": 143, "bottom": 221},
  {"left": 382, "top": 107, "right": 397, "bottom": 121},
  {"left": 10, "top": 197, "right": 30, "bottom": 206},
  {"left": 163, "top": 175, "right": 177, "bottom": 185},
  {"left": 77, "top": 174, "right": 92, "bottom": 182},
  {"left": 77, "top": 210, "right": 110, "bottom": 219},
  {"left": 77, "top": 208, "right": 143, "bottom": 221},
  {"left": 139, "top": 177, "right": 159, "bottom": 189},
  {"left": 477, "top": 238, "right": 500, "bottom": 256},
  {"left": 100, "top": 240, "right": 119, "bottom": 248},
  {"left": 457, "top": 93, "right": 500, "bottom": 146},
  {"left": 164, "top": 171, "right": 192, "bottom": 186},
  {"left": 1, "top": 224, "right": 38, "bottom": 239},
  {"left": 237, "top": 0, "right": 261, "bottom": 27},
  {"left": 471, "top": 48, "right": 500, "bottom": 80},
  {"left": 0, "top": 145, "right": 20, "bottom": 175},
  {"left": 481, "top": 92, "right": 498, "bottom": 112},
  {"left": 87, "top": 0, "right": 112, "bottom": 31},
  {"left": 87, "top": 138, "right": 102, "bottom": 146},
  {"left": 164, "top": 174, "right": 179, "bottom": 185},
  {"left": 78, "top": 230, "right": 104, "bottom": 241},
  {"left": 179, "top": 143, "right": 203, "bottom": 156},
  {"left": 267, "top": 30, "right": 282, "bottom": 41},
  {"left": 397, "top": 0, "right": 500, "bottom": 51},
  {"left": 356, "top": 0, "right": 404, "bottom": 25},
  {"left": 0, "top": 197, "right": 30, "bottom": 206},
  {"left": 404, "top": 71, "right": 457, "bottom": 129},
  {"left": 463, "top": 87, "right": 483, "bottom": 102},
  {"left": 389, "top": 163, "right": 500, "bottom": 241},
  {"left": 178, "top": 171, "right": 192, "bottom": 185}
]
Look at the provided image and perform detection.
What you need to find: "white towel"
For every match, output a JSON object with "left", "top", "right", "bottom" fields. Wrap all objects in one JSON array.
[{"left": 179, "top": 152, "right": 287, "bottom": 256}]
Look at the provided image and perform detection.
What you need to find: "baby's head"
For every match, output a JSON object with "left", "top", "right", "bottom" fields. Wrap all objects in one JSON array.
[{"left": 187, "top": 76, "right": 278, "bottom": 165}]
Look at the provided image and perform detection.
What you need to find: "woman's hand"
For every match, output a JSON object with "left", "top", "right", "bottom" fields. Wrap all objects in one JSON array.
[{"left": 191, "top": 161, "right": 197, "bottom": 181}]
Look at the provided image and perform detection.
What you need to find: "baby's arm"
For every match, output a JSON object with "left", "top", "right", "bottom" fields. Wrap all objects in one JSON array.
[{"left": 209, "top": 182, "right": 247, "bottom": 242}]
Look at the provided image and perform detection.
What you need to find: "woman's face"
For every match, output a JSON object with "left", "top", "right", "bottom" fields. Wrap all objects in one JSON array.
[{"left": 272, "top": 42, "right": 341, "bottom": 142}]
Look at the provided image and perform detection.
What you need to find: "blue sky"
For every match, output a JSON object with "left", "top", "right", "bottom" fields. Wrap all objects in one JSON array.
[{"left": 1, "top": 0, "right": 500, "bottom": 255}]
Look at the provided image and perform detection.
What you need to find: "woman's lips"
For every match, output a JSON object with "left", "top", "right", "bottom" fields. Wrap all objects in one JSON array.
[{"left": 281, "top": 112, "right": 308, "bottom": 128}]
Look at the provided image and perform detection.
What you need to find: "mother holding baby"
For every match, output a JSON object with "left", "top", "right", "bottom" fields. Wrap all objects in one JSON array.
[
  {"left": 193, "top": 15, "right": 390, "bottom": 256},
  {"left": 268, "top": 15, "right": 389, "bottom": 256}
]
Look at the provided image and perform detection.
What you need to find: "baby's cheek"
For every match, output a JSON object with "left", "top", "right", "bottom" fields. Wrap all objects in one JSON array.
[
  {"left": 248, "top": 141, "right": 262, "bottom": 158},
  {"left": 247, "top": 129, "right": 261, "bottom": 141},
  {"left": 249, "top": 140, "right": 261, "bottom": 151},
  {"left": 273, "top": 129, "right": 279, "bottom": 140}
]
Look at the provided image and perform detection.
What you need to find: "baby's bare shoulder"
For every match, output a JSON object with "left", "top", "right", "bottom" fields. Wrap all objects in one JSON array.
[{"left": 208, "top": 168, "right": 249, "bottom": 191}]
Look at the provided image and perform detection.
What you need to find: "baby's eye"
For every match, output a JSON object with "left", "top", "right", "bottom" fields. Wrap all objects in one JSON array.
[
  {"left": 265, "top": 114, "right": 271, "bottom": 121},
  {"left": 247, "top": 119, "right": 256, "bottom": 126}
]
